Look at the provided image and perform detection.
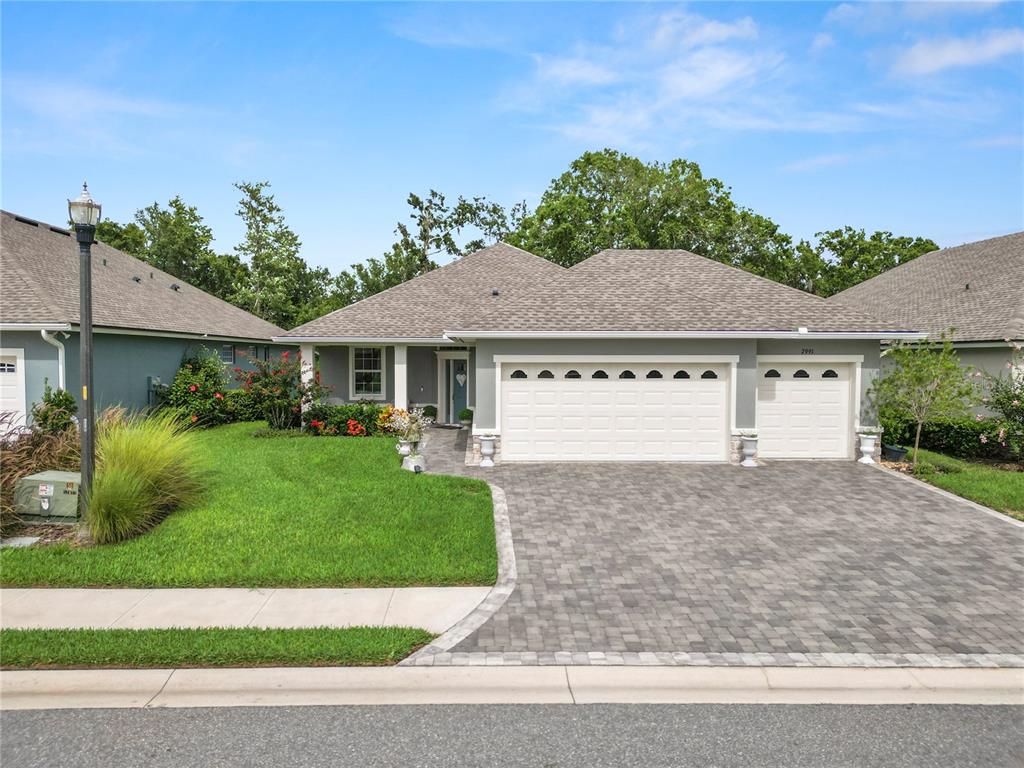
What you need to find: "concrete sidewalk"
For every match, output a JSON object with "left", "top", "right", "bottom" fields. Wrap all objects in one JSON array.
[
  {"left": 0, "top": 587, "right": 491, "bottom": 634},
  {"left": 2, "top": 666, "right": 1021, "bottom": 710}
]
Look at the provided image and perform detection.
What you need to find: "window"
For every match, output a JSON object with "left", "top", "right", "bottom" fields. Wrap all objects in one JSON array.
[
  {"left": 538, "top": 369, "right": 554, "bottom": 379},
  {"left": 592, "top": 369, "right": 608, "bottom": 379},
  {"left": 673, "top": 370, "right": 690, "bottom": 379},
  {"left": 700, "top": 370, "right": 718, "bottom": 379},
  {"left": 510, "top": 369, "right": 528, "bottom": 379},
  {"left": 619, "top": 370, "right": 636, "bottom": 379},
  {"left": 822, "top": 369, "right": 839, "bottom": 378},
  {"left": 764, "top": 369, "right": 781, "bottom": 378},
  {"left": 219, "top": 344, "right": 234, "bottom": 364},
  {"left": 793, "top": 369, "right": 810, "bottom": 378},
  {"left": 646, "top": 370, "right": 663, "bottom": 379},
  {"left": 565, "top": 369, "right": 581, "bottom": 379},
  {"left": 0, "top": 362, "right": 14, "bottom": 373},
  {"left": 352, "top": 347, "right": 385, "bottom": 399},
  {"left": 236, "top": 344, "right": 257, "bottom": 361}
]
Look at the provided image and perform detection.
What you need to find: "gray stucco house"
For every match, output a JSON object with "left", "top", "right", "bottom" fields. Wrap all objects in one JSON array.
[
  {"left": 279, "top": 243, "right": 922, "bottom": 463},
  {"left": 0, "top": 210, "right": 291, "bottom": 425},
  {"left": 829, "top": 232, "right": 1023, "bottom": 381}
]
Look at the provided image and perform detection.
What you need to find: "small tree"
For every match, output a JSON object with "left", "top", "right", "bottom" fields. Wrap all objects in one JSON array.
[
  {"left": 235, "top": 350, "right": 330, "bottom": 430},
  {"left": 976, "top": 339, "right": 1024, "bottom": 462},
  {"left": 870, "top": 335, "right": 976, "bottom": 467}
]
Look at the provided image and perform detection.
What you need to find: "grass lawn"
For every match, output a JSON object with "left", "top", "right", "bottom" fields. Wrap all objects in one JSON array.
[
  {"left": 0, "top": 423, "right": 496, "bottom": 587},
  {"left": 0, "top": 627, "right": 433, "bottom": 669},
  {"left": 909, "top": 449, "right": 1024, "bottom": 522}
]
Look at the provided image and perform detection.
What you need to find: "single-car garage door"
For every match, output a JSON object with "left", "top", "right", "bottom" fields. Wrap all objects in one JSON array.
[
  {"left": 0, "top": 349, "right": 26, "bottom": 427},
  {"left": 500, "top": 363, "right": 730, "bottom": 462},
  {"left": 757, "top": 362, "right": 852, "bottom": 459}
]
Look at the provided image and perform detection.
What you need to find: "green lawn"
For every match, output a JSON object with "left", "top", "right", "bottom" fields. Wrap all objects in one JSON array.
[
  {"left": 1, "top": 423, "right": 496, "bottom": 587},
  {"left": 910, "top": 449, "right": 1024, "bottom": 521},
  {"left": 0, "top": 627, "right": 433, "bottom": 669}
]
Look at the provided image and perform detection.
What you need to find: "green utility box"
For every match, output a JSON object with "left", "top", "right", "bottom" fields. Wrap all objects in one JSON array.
[{"left": 13, "top": 471, "right": 81, "bottom": 523}]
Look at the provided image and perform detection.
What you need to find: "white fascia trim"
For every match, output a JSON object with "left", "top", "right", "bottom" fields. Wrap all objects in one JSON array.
[
  {"left": 757, "top": 354, "right": 865, "bottom": 363},
  {"left": 446, "top": 330, "right": 927, "bottom": 340},
  {"left": 492, "top": 354, "right": 741, "bottom": 364},
  {"left": 274, "top": 336, "right": 450, "bottom": 345},
  {"left": 0, "top": 323, "right": 72, "bottom": 332}
]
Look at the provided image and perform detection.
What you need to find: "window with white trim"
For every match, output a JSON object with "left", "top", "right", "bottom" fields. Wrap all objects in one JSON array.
[
  {"left": 351, "top": 347, "right": 385, "bottom": 399},
  {"left": 219, "top": 344, "right": 234, "bottom": 364}
]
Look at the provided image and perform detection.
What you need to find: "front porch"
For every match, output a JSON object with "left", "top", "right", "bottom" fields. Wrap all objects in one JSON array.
[{"left": 299, "top": 343, "right": 475, "bottom": 425}]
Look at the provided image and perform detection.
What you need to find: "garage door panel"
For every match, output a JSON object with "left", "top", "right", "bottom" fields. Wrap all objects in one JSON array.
[{"left": 757, "top": 363, "right": 851, "bottom": 459}]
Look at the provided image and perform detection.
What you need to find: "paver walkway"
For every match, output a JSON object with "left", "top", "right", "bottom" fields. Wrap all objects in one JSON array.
[
  {"left": 0, "top": 587, "right": 490, "bottom": 634},
  {"left": 423, "top": 427, "right": 1024, "bottom": 662}
]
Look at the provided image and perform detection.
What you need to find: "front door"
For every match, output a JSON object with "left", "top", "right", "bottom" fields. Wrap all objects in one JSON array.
[{"left": 449, "top": 359, "right": 468, "bottom": 423}]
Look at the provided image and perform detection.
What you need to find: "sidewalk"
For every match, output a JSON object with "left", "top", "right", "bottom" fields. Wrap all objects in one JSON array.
[
  {"left": 2, "top": 665, "right": 1021, "bottom": 710},
  {"left": 0, "top": 587, "right": 491, "bottom": 633}
]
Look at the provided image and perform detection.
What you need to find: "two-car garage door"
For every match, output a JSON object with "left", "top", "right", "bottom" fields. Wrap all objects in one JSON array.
[{"left": 500, "top": 363, "right": 730, "bottom": 461}]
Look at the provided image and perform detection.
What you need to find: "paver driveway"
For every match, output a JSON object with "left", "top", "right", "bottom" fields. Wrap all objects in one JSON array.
[{"left": 426, "top": 428, "right": 1024, "bottom": 658}]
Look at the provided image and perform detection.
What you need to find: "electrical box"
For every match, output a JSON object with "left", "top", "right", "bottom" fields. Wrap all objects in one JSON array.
[{"left": 13, "top": 471, "right": 81, "bottom": 523}]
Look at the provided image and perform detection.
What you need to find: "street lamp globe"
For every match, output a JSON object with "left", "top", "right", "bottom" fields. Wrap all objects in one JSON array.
[{"left": 68, "top": 182, "right": 102, "bottom": 227}]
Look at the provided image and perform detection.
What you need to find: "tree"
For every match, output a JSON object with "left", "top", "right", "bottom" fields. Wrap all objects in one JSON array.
[
  {"left": 808, "top": 227, "right": 938, "bottom": 297},
  {"left": 96, "top": 220, "right": 146, "bottom": 257},
  {"left": 870, "top": 335, "right": 976, "bottom": 467},
  {"left": 230, "top": 181, "right": 330, "bottom": 329}
]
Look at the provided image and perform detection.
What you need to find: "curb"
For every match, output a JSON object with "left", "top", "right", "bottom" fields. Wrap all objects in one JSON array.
[
  {"left": 402, "top": 484, "right": 517, "bottom": 664},
  {"left": 2, "top": 666, "right": 1021, "bottom": 710}
]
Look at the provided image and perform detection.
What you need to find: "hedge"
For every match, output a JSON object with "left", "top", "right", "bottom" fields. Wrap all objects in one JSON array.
[
  {"left": 303, "top": 402, "right": 389, "bottom": 436},
  {"left": 880, "top": 411, "right": 1021, "bottom": 461}
]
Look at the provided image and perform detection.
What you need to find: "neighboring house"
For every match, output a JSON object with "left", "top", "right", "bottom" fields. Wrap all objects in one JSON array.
[
  {"left": 278, "top": 243, "right": 922, "bottom": 463},
  {"left": 0, "top": 210, "right": 291, "bottom": 425},
  {"left": 829, "top": 232, "right": 1024, "bottom": 381}
]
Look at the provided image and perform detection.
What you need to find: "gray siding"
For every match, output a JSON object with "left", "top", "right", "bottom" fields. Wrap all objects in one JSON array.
[
  {"left": 1, "top": 331, "right": 62, "bottom": 418},
  {"left": 318, "top": 344, "right": 430, "bottom": 406},
  {"left": 881, "top": 343, "right": 1014, "bottom": 415},
  {"left": 408, "top": 346, "right": 438, "bottom": 407}
]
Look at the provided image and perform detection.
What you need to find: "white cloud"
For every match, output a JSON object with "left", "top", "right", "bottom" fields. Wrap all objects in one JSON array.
[
  {"left": 811, "top": 33, "right": 835, "bottom": 54},
  {"left": 657, "top": 48, "right": 778, "bottom": 101},
  {"left": 892, "top": 28, "right": 1024, "bottom": 75},
  {"left": 826, "top": 1, "right": 1004, "bottom": 30},
  {"left": 782, "top": 153, "right": 853, "bottom": 172},
  {"left": 648, "top": 10, "right": 758, "bottom": 50},
  {"left": 534, "top": 55, "right": 620, "bottom": 86}
]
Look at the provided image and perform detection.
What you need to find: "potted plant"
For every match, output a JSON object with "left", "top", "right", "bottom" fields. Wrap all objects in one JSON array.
[
  {"left": 458, "top": 408, "right": 473, "bottom": 429},
  {"left": 738, "top": 430, "right": 758, "bottom": 468},
  {"left": 881, "top": 444, "right": 908, "bottom": 462},
  {"left": 479, "top": 434, "right": 497, "bottom": 467},
  {"left": 856, "top": 426, "right": 882, "bottom": 464}
]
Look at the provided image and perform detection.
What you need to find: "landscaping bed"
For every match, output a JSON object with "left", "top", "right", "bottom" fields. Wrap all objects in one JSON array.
[
  {"left": 885, "top": 448, "right": 1024, "bottom": 522},
  {"left": 0, "top": 626, "right": 433, "bottom": 669},
  {"left": 0, "top": 422, "right": 497, "bottom": 587}
]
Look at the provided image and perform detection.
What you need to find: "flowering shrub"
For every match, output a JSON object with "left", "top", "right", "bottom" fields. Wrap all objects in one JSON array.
[
  {"left": 303, "top": 402, "right": 387, "bottom": 436},
  {"left": 30, "top": 380, "right": 78, "bottom": 435},
  {"left": 235, "top": 350, "right": 330, "bottom": 431},
  {"left": 386, "top": 407, "right": 433, "bottom": 442},
  {"left": 165, "top": 350, "right": 230, "bottom": 427},
  {"left": 973, "top": 339, "right": 1024, "bottom": 462},
  {"left": 346, "top": 419, "right": 367, "bottom": 436}
]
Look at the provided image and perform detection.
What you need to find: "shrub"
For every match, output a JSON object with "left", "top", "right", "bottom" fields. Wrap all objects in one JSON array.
[
  {"left": 165, "top": 350, "right": 230, "bottom": 427},
  {"left": 87, "top": 411, "right": 203, "bottom": 544},
  {"left": 235, "top": 350, "right": 330, "bottom": 431},
  {"left": 30, "top": 381, "right": 77, "bottom": 435},
  {"left": 881, "top": 412, "right": 1018, "bottom": 461},
  {"left": 221, "top": 388, "right": 263, "bottom": 423},
  {"left": 458, "top": 408, "right": 473, "bottom": 422},
  {"left": 421, "top": 405, "right": 438, "bottom": 420},
  {"left": 303, "top": 402, "right": 386, "bottom": 436}
]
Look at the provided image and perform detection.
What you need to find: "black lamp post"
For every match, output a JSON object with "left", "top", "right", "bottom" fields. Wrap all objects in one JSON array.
[{"left": 68, "top": 183, "right": 101, "bottom": 516}]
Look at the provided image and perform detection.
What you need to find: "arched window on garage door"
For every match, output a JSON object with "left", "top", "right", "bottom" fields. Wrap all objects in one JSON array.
[
  {"left": 793, "top": 369, "right": 810, "bottom": 378},
  {"left": 764, "top": 369, "right": 781, "bottom": 378},
  {"left": 646, "top": 370, "right": 663, "bottom": 379},
  {"left": 700, "top": 370, "right": 718, "bottom": 379},
  {"left": 538, "top": 369, "right": 554, "bottom": 379},
  {"left": 592, "top": 370, "right": 608, "bottom": 379},
  {"left": 510, "top": 369, "right": 527, "bottom": 379},
  {"left": 619, "top": 370, "right": 636, "bottom": 379},
  {"left": 673, "top": 370, "right": 690, "bottom": 379},
  {"left": 822, "top": 369, "right": 839, "bottom": 378},
  {"left": 565, "top": 369, "right": 582, "bottom": 379}
]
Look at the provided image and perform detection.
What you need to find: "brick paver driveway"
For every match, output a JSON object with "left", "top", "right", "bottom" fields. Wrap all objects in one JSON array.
[{"left": 427, "top": 428, "right": 1024, "bottom": 659}]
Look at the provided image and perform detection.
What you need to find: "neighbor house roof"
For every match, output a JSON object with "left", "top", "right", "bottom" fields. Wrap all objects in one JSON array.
[
  {"left": 828, "top": 232, "right": 1024, "bottom": 343},
  {"left": 445, "top": 248, "right": 917, "bottom": 337},
  {"left": 280, "top": 242, "right": 567, "bottom": 340},
  {"left": 0, "top": 210, "right": 284, "bottom": 341}
]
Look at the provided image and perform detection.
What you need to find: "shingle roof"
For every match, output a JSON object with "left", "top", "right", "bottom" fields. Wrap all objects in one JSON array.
[
  {"left": 280, "top": 242, "right": 567, "bottom": 339},
  {"left": 447, "top": 248, "right": 914, "bottom": 334},
  {"left": 0, "top": 210, "right": 284, "bottom": 340},
  {"left": 828, "top": 232, "right": 1024, "bottom": 342}
]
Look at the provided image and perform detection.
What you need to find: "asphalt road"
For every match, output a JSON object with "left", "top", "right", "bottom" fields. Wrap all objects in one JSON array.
[{"left": 3, "top": 704, "right": 1021, "bottom": 768}]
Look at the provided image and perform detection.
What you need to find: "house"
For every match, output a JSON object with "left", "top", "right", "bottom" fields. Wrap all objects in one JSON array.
[
  {"left": 829, "top": 232, "right": 1024, "bottom": 380},
  {"left": 278, "top": 243, "right": 923, "bottom": 463},
  {"left": 0, "top": 210, "right": 291, "bottom": 425}
]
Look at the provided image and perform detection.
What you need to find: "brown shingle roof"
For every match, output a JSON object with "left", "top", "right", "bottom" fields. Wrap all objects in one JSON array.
[
  {"left": 0, "top": 211, "right": 284, "bottom": 340},
  {"left": 280, "top": 242, "right": 567, "bottom": 339},
  {"left": 829, "top": 232, "right": 1024, "bottom": 342},
  {"left": 447, "top": 248, "right": 914, "bottom": 334}
]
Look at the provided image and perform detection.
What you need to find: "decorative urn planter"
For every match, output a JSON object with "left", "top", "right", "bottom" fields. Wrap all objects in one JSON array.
[
  {"left": 857, "top": 431, "right": 879, "bottom": 464},
  {"left": 739, "top": 434, "right": 758, "bottom": 468},
  {"left": 402, "top": 453, "right": 425, "bottom": 473},
  {"left": 479, "top": 435, "right": 497, "bottom": 468},
  {"left": 396, "top": 439, "right": 412, "bottom": 457}
]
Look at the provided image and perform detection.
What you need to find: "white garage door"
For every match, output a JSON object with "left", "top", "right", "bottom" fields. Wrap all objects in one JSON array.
[
  {"left": 500, "top": 363, "right": 730, "bottom": 462},
  {"left": 0, "top": 349, "right": 27, "bottom": 427},
  {"left": 757, "top": 362, "right": 852, "bottom": 459}
]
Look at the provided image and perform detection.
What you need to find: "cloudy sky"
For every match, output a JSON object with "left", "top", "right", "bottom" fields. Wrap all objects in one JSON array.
[{"left": 3, "top": 1, "right": 1022, "bottom": 273}]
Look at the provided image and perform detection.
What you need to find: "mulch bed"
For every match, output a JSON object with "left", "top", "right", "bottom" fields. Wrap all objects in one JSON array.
[{"left": 6, "top": 522, "right": 79, "bottom": 546}]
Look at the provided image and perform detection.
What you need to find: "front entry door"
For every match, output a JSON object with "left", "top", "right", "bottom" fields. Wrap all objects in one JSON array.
[{"left": 449, "top": 359, "right": 468, "bottom": 423}]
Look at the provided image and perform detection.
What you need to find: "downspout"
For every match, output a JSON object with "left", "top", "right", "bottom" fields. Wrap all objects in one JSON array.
[{"left": 40, "top": 329, "right": 66, "bottom": 390}]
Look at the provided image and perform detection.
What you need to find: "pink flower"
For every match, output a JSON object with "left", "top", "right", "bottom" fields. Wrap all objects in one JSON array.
[
  {"left": 1013, "top": 400, "right": 1020, "bottom": 407},
  {"left": 189, "top": 384, "right": 197, "bottom": 392},
  {"left": 975, "top": 414, "right": 984, "bottom": 422},
  {"left": 214, "top": 392, "right": 223, "bottom": 399},
  {"left": 980, "top": 435, "right": 989, "bottom": 444}
]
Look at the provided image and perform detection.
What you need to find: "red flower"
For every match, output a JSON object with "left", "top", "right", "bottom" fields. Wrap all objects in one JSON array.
[
  {"left": 189, "top": 384, "right": 198, "bottom": 392},
  {"left": 282, "top": 351, "right": 290, "bottom": 360},
  {"left": 190, "top": 414, "right": 199, "bottom": 423},
  {"left": 214, "top": 392, "right": 223, "bottom": 399}
]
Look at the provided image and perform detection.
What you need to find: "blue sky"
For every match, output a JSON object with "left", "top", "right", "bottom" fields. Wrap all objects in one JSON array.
[{"left": 3, "top": 1, "right": 1022, "bottom": 273}]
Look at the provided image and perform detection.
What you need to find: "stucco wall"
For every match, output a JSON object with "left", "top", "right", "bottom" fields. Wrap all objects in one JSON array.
[
  {"left": 317, "top": 344, "right": 401, "bottom": 405},
  {"left": 1, "top": 329, "right": 292, "bottom": 418},
  {"left": 408, "top": 346, "right": 438, "bottom": 407}
]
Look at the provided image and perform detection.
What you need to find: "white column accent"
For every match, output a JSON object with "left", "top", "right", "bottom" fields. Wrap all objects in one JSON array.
[
  {"left": 299, "top": 343, "right": 315, "bottom": 414},
  {"left": 394, "top": 344, "right": 408, "bottom": 410}
]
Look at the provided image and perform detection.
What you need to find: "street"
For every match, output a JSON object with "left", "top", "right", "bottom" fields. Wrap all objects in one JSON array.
[{"left": 3, "top": 704, "right": 1021, "bottom": 768}]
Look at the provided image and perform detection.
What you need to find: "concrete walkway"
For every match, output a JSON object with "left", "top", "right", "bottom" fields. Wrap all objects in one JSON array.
[
  {"left": 2, "top": 666, "right": 1021, "bottom": 710},
  {"left": 0, "top": 587, "right": 491, "bottom": 634}
]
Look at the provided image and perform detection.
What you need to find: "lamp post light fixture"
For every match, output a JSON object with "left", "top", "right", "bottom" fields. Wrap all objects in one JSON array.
[{"left": 68, "top": 183, "right": 101, "bottom": 517}]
